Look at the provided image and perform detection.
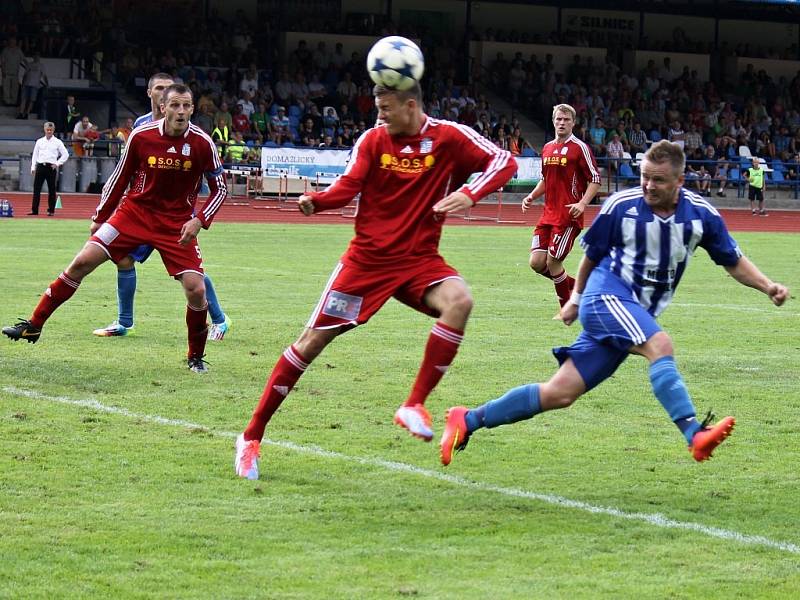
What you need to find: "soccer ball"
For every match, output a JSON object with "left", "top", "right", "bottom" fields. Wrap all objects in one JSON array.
[{"left": 366, "top": 36, "right": 425, "bottom": 91}]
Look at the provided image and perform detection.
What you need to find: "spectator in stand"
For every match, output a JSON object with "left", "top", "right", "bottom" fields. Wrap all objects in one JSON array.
[
  {"left": 628, "top": 121, "right": 648, "bottom": 156},
  {"left": 355, "top": 84, "right": 373, "bottom": 122},
  {"left": 270, "top": 106, "right": 291, "bottom": 145},
  {"left": 274, "top": 71, "right": 292, "bottom": 107},
  {"left": 231, "top": 103, "right": 250, "bottom": 137},
  {"left": 312, "top": 41, "right": 330, "bottom": 72},
  {"left": 83, "top": 124, "right": 101, "bottom": 157},
  {"left": 308, "top": 72, "right": 327, "bottom": 105},
  {"left": 117, "top": 117, "right": 133, "bottom": 145},
  {"left": 250, "top": 101, "right": 269, "bottom": 143},
  {"left": 322, "top": 106, "right": 338, "bottom": 136},
  {"left": 239, "top": 64, "right": 259, "bottom": 97},
  {"left": 610, "top": 122, "right": 629, "bottom": 152},
  {"left": 64, "top": 95, "right": 81, "bottom": 135},
  {"left": 336, "top": 72, "right": 357, "bottom": 106},
  {"left": 756, "top": 131, "right": 776, "bottom": 160},
  {"left": 1, "top": 37, "right": 25, "bottom": 107},
  {"left": 215, "top": 101, "right": 232, "bottom": 130},
  {"left": 291, "top": 72, "right": 310, "bottom": 107},
  {"left": 72, "top": 115, "right": 93, "bottom": 157},
  {"left": 211, "top": 116, "right": 230, "bottom": 157},
  {"left": 684, "top": 123, "right": 703, "bottom": 154},
  {"left": 237, "top": 90, "right": 255, "bottom": 119},
  {"left": 225, "top": 130, "right": 250, "bottom": 163},
  {"left": 668, "top": 120, "right": 686, "bottom": 150},
  {"left": 589, "top": 117, "right": 606, "bottom": 157},
  {"left": 606, "top": 133, "right": 625, "bottom": 174},
  {"left": 18, "top": 54, "right": 48, "bottom": 120},
  {"left": 339, "top": 104, "right": 355, "bottom": 129},
  {"left": 774, "top": 125, "right": 791, "bottom": 161},
  {"left": 205, "top": 68, "right": 223, "bottom": 97},
  {"left": 194, "top": 102, "right": 215, "bottom": 136},
  {"left": 299, "top": 117, "right": 320, "bottom": 147}
]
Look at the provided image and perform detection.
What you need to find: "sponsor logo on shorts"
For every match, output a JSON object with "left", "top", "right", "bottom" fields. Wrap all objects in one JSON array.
[
  {"left": 322, "top": 290, "right": 363, "bottom": 321},
  {"left": 95, "top": 222, "right": 120, "bottom": 245}
]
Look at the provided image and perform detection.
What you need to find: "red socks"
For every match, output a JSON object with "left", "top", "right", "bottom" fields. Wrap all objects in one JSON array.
[
  {"left": 404, "top": 321, "right": 464, "bottom": 408},
  {"left": 245, "top": 345, "right": 309, "bottom": 442},
  {"left": 186, "top": 304, "right": 208, "bottom": 359},
  {"left": 552, "top": 270, "right": 575, "bottom": 308},
  {"left": 30, "top": 272, "right": 80, "bottom": 328}
]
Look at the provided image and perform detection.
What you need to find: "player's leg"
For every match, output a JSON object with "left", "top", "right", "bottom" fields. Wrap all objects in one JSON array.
[
  {"left": 93, "top": 251, "right": 138, "bottom": 337},
  {"left": 394, "top": 279, "right": 471, "bottom": 441},
  {"left": 237, "top": 261, "right": 393, "bottom": 478},
  {"left": 3, "top": 242, "right": 109, "bottom": 342},
  {"left": 205, "top": 273, "right": 232, "bottom": 341},
  {"left": 236, "top": 326, "right": 340, "bottom": 480},
  {"left": 528, "top": 225, "right": 551, "bottom": 278},
  {"left": 758, "top": 189, "right": 767, "bottom": 215},
  {"left": 440, "top": 356, "right": 589, "bottom": 466},
  {"left": 546, "top": 225, "right": 580, "bottom": 309},
  {"left": 179, "top": 271, "right": 209, "bottom": 372},
  {"left": 632, "top": 331, "right": 734, "bottom": 461}
]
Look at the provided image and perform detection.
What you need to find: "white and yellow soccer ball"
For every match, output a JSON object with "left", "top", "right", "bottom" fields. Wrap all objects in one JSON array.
[{"left": 366, "top": 36, "right": 425, "bottom": 91}]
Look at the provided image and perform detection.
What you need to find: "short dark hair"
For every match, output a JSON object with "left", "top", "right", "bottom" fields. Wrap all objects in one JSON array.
[
  {"left": 373, "top": 82, "right": 422, "bottom": 104},
  {"left": 161, "top": 83, "right": 192, "bottom": 103},
  {"left": 148, "top": 72, "right": 175, "bottom": 90}
]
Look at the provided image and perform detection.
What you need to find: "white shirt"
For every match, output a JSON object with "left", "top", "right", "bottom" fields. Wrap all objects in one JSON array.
[{"left": 31, "top": 135, "right": 69, "bottom": 172}]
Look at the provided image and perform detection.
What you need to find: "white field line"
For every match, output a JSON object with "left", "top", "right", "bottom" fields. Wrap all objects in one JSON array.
[{"left": 4, "top": 385, "right": 800, "bottom": 556}]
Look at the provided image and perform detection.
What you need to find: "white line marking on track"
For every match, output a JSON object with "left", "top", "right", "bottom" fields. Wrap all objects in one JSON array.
[{"left": 5, "top": 385, "right": 800, "bottom": 556}]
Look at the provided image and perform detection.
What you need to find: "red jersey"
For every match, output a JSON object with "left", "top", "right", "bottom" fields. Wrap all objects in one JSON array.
[
  {"left": 539, "top": 134, "right": 600, "bottom": 228},
  {"left": 94, "top": 120, "right": 227, "bottom": 228},
  {"left": 309, "top": 116, "right": 517, "bottom": 266}
]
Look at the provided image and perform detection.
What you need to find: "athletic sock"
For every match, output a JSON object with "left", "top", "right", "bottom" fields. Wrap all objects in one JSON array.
[
  {"left": 116, "top": 267, "right": 136, "bottom": 328},
  {"left": 30, "top": 272, "right": 81, "bottom": 329},
  {"left": 204, "top": 274, "right": 225, "bottom": 325},
  {"left": 403, "top": 321, "right": 464, "bottom": 407},
  {"left": 186, "top": 303, "right": 208, "bottom": 359},
  {"left": 552, "top": 270, "right": 574, "bottom": 307},
  {"left": 245, "top": 345, "right": 309, "bottom": 441},
  {"left": 649, "top": 356, "right": 701, "bottom": 444},
  {"left": 465, "top": 383, "right": 541, "bottom": 432}
]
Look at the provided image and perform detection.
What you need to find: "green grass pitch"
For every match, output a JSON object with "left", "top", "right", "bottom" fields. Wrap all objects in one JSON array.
[{"left": 1, "top": 219, "right": 798, "bottom": 598}]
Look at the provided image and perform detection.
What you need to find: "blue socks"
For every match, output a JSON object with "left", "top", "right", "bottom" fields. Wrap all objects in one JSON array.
[
  {"left": 465, "top": 384, "right": 542, "bottom": 433},
  {"left": 116, "top": 267, "right": 136, "bottom": 328},
  {"left": 649, "top": 356, "right": 701, "bottom": 444},
  {"left": 205, "top": 274, "right": 225, "bottom": 325}
]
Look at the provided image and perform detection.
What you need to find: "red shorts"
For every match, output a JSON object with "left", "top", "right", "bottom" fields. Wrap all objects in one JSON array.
[
  {"left": 530, "top": 223, "right": 581, "bottom": 261},
  {"left": 306, "top": 256, "right": 461, "bottom": 329},
  {"left": 89, "top": 205, "right": 204, "bottom": 278}
]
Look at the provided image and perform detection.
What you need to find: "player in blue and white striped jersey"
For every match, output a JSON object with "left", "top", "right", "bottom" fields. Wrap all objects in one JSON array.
[{"left": 441, "top": 140, "right": 789, "bottom": 466}]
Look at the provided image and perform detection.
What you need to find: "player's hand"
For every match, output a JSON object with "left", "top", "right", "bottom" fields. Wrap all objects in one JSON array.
[
  {"left": 178, "top": 217, "right": 203, "bottom": 245},
  {"left": 433, "top": 191, "right": 472, "bottom": 214},
  {"left": 89, "top": 221, "right": 102, "bottom": 235},
  {"left": 767, "top": 282, "right": 789, "bottom": 306},
  {"left": 560, "top": 302, "right": 579, "bottom": 325},
  {"left": 521, "top": 194, "right": 534, "bottom": 212},
  {"left": 566, "top": 201, "right": 586, "bottom": 219},
  {"left": 298, "top": 195, "right": 315, "bottom": 216}
]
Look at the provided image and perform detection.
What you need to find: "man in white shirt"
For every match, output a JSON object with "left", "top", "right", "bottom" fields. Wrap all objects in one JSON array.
[{"left": 29, "top": 121, "right": 69, "bottom": 215}]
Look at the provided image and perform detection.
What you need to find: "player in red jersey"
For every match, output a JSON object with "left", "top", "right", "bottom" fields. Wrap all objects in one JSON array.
[
  {"left": 2, "top": 84, "right": 228, "bottom": 372},
  {"left": 522, "top": 104, "right": 601, "bottom": 312},
  {"left": 234, "top": 82, "right": 517, "bottom": 479}
]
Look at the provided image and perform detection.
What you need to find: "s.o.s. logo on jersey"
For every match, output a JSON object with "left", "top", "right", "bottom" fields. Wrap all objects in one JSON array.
[
  {"left": 379, "top": 153, "right": 435, "bottom": 174},
  {"left": 147, "top": 156, "right": 192, "bottom": 171}
]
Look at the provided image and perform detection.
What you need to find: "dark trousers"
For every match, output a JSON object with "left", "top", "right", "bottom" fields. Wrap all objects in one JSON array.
[{"left": 31, "top": 164, "right": 57, "bottom": 214}]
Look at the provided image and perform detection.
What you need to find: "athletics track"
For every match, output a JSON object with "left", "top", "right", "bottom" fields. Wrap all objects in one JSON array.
[{"left": 1, "top": 192, "right": 798, "bottom": 233}]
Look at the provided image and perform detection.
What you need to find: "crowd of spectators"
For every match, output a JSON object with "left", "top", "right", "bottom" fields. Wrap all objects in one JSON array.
[{"left": 490, "top": 47, "right": 800, "bottom": 192}]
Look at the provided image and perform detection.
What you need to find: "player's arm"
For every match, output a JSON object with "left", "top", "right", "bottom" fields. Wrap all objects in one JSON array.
[
  {"left": 56, "top": 140, "right": 69, "bottom": 167},
  {"left": 567, "top": 181, "right": 601, "bottom": 219},
  {"left": 93, "top": 134, "right": 139, "bottom": 224},
  {"left": 522, "top": 178, "right": 545, "bottom": 212},
  {"left": 724, "top": 256, "right": 789, "bottom": 306},
  {"left": 299, "top": 134, "right": 372, "bottom": 215},
  {"left": 196, "top": 142, "right": 229, "bottom": 229},
  {"left": 448, "top": 123, "right": 517, "bottom": 209},
  {"left": 560, "top": 255, "right": 597, "bottom": 325}
]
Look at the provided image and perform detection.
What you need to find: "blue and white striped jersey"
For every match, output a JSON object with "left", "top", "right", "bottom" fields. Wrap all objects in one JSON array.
[
  {"left": 133, "top": 111, "right": 153, "bottom": 128},
  {"left": 581, "top": 187, "right": 742, "bottom": 316}
]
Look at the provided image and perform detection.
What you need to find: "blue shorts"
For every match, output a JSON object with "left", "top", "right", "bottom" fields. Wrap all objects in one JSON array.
[
  {"left": 552, "top": 293, "right": 661, "bottom": 391},
  {"left": 128, "top": 243, "right": 155, "bottom": 263}
]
